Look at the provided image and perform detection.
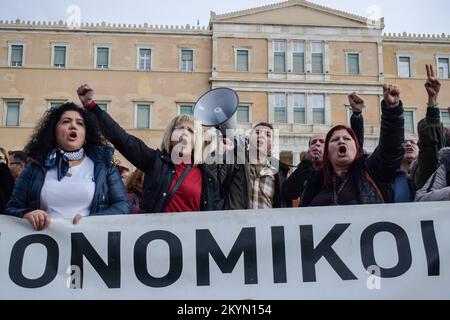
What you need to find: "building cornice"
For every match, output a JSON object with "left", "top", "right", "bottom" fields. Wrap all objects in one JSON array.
[
  {"left": 210, "top": 78, "right": 383, "bottom": 95},
  {"left": 383, "top": 32, "right": 450, "bottom": 44},
  {"left": 211, "top": 0, "right": 383, "bottom": 29},
  {"left": 0, "top": 19, "right": 211, "bottom": 36}
]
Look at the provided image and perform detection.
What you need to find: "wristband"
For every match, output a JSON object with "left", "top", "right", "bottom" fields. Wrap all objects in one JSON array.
[{"left": 86, "top": 100, "right": 97, "bottom": 109}]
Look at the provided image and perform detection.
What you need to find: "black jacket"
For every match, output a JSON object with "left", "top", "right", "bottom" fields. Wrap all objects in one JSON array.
[
  {"left": 0, "top": 163, "right": 15, "bottom": 213},
  {"left": 301, "top": 101, "right": 404, "bottom": 207},
  {"left": 282, "top": 112, "right": 365, "bottom": 205},
  {"left": 89, "top": 105, "right": 222, "bottom": 213}
]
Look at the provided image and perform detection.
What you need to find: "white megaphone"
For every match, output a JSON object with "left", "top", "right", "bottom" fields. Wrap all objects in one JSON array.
[{"left": 193, "top": 87, "right": 239, "bottom": 136}]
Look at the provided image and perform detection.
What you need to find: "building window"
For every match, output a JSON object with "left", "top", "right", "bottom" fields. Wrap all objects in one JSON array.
[
  {"left": 274, "top": 93, "right": 286, "bottom": 123},
  {"left": 312, "top": 94, "right": 325, "bottom": 124},
  {"left": 137, "top": 47, "right": 152, "bottom": 71},
  {"left": 274, "top": 40, "right": 286, "bottom": 73},
  {"left": 9, "top": 43, "right": 24, "bottom": 67},
  {"left": 4, "top": 101, "right": 21, "bottom": 126},
  {"left": 52, "top": 44, "right": 67, "bottom": 68},
  {"left": 179, "top": 105, "right": 193, "bottom": 115},
  {"left": 96, "top": 47, "right": 110, "bottom": 69},
  {"left": 440, "top": 110, "right": 450, "bottom": 126},
  {"left": 180, "top": 49, "right": 193, "bottom": 72},
  {"left": 312, "top": 42, "right": 324, "bottom": 74},
  {"left": 236, "top": 49, "right": 249, "bottom": 72},
  {"left": 292, "top": 41, "right": 305, "bottom": 73},
  {"left": 438, "top": 58, "right": 449, "bottom": 79},
  {"left": 48, "top": 101, "right": 66, "bottom": 109},
  {"left": 398, "top": 56, "right": 411, "bottom": 78},
  {"left": 346, "top": 52, "right": 360, "bottom": 75},
  {"left": 237, "top": 105, "right": 250, "bottom": 123},
  {"left": 404, "top": 110, "right": 415, "bottom": 134},
  {"left": 135, "top": 104, "right": 151, "bottom": 129},
  {"left": 293, "top": 94, "right": 306, "bottom": 124},
  {"left": 97, "top": 103, "right": 108, "bottom": 112}
]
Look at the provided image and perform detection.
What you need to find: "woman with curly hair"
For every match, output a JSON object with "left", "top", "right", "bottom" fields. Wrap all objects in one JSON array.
[{"left": 5, "top": 102, "right": 131, "bottom": 230}]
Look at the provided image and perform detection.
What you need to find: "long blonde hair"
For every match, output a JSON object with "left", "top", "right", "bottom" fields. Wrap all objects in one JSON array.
[{"left": 160, "top": 114, "right": 203, "bottom": 166}]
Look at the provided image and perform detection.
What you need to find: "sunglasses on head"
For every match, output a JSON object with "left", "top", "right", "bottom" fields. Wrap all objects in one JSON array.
[{"left": 174, "top": 126, "right": 194, "bottom": 134}]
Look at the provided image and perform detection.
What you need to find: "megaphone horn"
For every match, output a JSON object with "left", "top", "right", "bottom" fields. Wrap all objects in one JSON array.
[{"left": 193, "top": 87, "right": 239, "bottom": 136}]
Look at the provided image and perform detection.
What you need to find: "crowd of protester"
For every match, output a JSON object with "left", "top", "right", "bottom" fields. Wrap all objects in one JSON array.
[{"left": 1, "top": 64, "right": 449, "bottom": 231}]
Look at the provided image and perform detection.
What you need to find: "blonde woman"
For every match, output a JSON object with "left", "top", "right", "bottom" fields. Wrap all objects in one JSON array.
[{"left": 77, "top": 84, "right": 222, "bottom": 213}]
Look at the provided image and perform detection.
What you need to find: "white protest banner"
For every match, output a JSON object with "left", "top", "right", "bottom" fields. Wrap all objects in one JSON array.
[{"left": 1, "top": 201, "right": 449, "bottom": 299}]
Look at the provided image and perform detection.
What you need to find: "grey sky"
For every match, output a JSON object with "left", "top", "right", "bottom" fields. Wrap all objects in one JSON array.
[{"left": 0, "top": 0, "right": 449, "bottom": 35}]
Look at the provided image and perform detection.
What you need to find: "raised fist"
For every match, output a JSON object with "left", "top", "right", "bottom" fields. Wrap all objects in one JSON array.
[
  {"left": 77, "top": 84, "right": 95, "bottom": 107},
  {"left": 348, "top": 92, "right": 366, "bottom": 113},
  {"left": 383, "top": 84, "right": 401, "bottom": 108}
]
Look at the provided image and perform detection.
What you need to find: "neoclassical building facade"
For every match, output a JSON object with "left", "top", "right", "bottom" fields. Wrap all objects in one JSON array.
[{"left": 1, "top": 0, "right": 450, "bottom": 167}]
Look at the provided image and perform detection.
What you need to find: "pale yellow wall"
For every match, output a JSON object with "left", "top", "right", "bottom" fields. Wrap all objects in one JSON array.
[
  {"left": 0, "top": 32, "right": 212, "bottom": 71},
  {"left": 237, "top": 91, "right": 268, "bottom": 124},
  {"left": 2, "top": 18, "right": 450, "bottom": 165},
  {"left": 221, "top": 5, "right": 367, "bottom": 28},
  {"left": 383, "top": 43, "right": 450, "bottom": 122},
  {"left": 216, "top": 37, "right": 268, "bottom": 78},
  {"left": 0, "top": 30, "right": 213, "bottom": 170},
  {"left": 383, "top": 43, "right": 450, "bottom": 79},
  {"left": 330, "top": 94, "right": 380, "bottom": 126},
  {"left": 329, "top": 41, "right": 379, "bottom": 80}
]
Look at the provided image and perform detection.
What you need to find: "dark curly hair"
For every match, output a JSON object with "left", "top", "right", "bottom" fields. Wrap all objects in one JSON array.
[{"left": 24, "top": 102, "right": 108, "bottom": 158}]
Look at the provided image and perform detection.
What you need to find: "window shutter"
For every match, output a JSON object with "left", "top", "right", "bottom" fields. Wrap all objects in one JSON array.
[
  {"left": 347, "top": 53, "right": 359, "bottom": 74},
  {"left": 97, "top": 48, "right": 109, "bottom": 67},
  {"left": 54, "top": 46, "right": 66, "bottom": 66},
  {"left": 6, "top": 102, "right": 20, "bottom": 126},
  {"left": 236, "top": 50, "right": 248, "bottom": 71}
]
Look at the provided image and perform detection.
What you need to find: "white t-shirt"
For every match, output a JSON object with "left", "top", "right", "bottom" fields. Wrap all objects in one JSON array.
[{"left": 41, "top": 156, "right": 95, "bottom": 219}]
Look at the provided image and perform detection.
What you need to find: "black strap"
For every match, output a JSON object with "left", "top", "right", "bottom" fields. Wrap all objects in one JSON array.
[{"left": 161, "top": 165, "right": 192, "bottom": 211}]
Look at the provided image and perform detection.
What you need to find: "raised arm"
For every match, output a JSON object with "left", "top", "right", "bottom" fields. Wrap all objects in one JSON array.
[
  {"left": 77, "top": 85, "right": 156, "bottom": 172},
  {"left": 415, "top": 64, "right": 445, "bottom": 189},
  {"left": 366, "top": 84, "right": 405, "bottom": 184},
  {"left": 348, "top": 92, "right": 366, "bottom": 148}
]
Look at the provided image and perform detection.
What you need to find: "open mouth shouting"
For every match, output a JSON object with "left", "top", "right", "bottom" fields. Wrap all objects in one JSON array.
[
  {"left": 68, "top": 131, "right": 78, "bottom": 141},
  {"left": 338, "top": 145, "right": 347, "bottom": 157}
]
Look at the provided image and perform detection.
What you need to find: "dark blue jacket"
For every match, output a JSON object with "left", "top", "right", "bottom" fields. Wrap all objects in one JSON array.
[
  {"left": 5, "top": 145, "right": 131, "bottom": 218},
  {"left": 89, "top": 105, "right": 222, "bottom": 213}
]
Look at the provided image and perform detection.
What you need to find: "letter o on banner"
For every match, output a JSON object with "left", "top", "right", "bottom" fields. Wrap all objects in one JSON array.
[
  {"left": 134, "top": 230, "right": 183, "bottom": 288},
  {"left": 360, "top": 222, "right": 412, "bottom": 278},
  {"left": 9, "top": 235, "right": 59, "bottom": 288}
]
